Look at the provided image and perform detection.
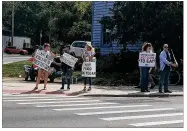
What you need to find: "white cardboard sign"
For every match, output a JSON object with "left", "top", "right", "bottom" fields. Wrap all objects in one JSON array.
[
  {"left": 82, "top": 62, "right": 96, "bottom": 77},
  {"left": 60, "top": 53, "right": 78, "bottom": 68},
  {"left": 34, "top": 49, "right": 54, "bottom": 71},
  {"left": 139, "top": 52, "right": 156, "bottom": 67}
]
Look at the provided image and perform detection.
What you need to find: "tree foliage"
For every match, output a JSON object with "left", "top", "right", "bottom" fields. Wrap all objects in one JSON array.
[
  {"left": 2, "top": 1, "right": 92, "bottom": 45},
  {"left": 102, "top": 1, "right": 183, "bottom": 57}
]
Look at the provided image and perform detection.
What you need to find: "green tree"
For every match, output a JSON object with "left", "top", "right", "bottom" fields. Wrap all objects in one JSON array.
[
  {"left": 102, "top": 1, "right": 183, "bottom": 58},
  {"left": 2, "top": 1, "right": 92, "bottom": 46}
]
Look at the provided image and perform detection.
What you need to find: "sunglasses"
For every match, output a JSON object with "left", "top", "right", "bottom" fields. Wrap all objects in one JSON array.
[{"left": 164, "top": 47, "right": 168, "bottom": 48}]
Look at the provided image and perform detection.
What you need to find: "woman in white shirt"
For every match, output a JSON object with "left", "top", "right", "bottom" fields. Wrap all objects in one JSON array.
[{"left": 82, "top": 42, "right": 95, "bottom": 91}]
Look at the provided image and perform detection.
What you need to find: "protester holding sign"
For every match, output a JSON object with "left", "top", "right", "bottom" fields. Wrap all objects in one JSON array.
[
  {"left": 60, "top": 45, "right": 76, "bottom": 91},
  {"left": 136, "top": 43, "right": 155, "bottom": 89},
  {"left": 34, "top": 43, "right": 55, "bottom": 90},
  {"left": 82, "top": 42, "right": 95, "bottom": 91},
  {"left": 139, "top": 42, "right": 155, "bottom": 92}
]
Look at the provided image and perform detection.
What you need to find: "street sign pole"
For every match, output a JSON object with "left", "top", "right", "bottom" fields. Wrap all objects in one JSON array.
[{"left": 11, "top": 1, "right": 14, "bottom": 46}]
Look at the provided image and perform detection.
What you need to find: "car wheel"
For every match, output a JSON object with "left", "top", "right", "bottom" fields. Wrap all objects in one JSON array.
[
  {"left": 50, "top": 77, "right": 55, "bottom": 82},
  {"left": 30, "top": 76, "right": 35, "bottom": 81},
  {"left": 24, "top": 72, "right": 29, "bottom": 81},
  {"left": 6, "top": 50, "right": 11, "bottom": 54},
  {"left": 20, "top": 52, "right": 25, "bottom": 55}
]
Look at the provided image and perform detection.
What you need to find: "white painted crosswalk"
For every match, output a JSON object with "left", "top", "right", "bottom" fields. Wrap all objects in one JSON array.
[
  {"left": 129, "top": 120, "right": 183, "bottom": 127},
  {"left": 75, "top": 108, "right": 175, "bottom": 115},
  {"left": 3, "top": 93, "right": 183, "bottom": 127},
  {"left": 100, "top": 113, "right": 183, "bottom": 121}
]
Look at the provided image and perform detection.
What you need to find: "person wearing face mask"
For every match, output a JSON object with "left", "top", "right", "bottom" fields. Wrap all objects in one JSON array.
[
  {"left": 139, "top": 42, "right": 154, "bottom": 92},
  {"left": 60, "top": 45, "right": 75, "bottom": 91}
]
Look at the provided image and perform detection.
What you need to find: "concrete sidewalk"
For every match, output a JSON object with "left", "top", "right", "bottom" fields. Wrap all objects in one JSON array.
[{"left": 2, "top": 78, "right": 183, "bottom": 97}]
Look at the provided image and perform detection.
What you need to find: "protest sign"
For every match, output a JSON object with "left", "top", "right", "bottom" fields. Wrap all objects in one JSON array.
[
  {"left": 82, "top": 62, "right": 96, "bottom": 77},
  {"left": 34, "top": 49, "right": 54, "bottom": 71},
  {"left": 139, "top": 52, "right": 156, "bottom": 67},
  {"left": 60, "top": 53, "right": 78, "bottom": 68}
]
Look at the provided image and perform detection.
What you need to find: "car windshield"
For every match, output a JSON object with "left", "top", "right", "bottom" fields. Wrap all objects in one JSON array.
[
  {"left": 7, "top": 46, "right": 16, "bottom": 49},
  {"left": 72, "top": 42, "right": 86, "bottom": 48}
]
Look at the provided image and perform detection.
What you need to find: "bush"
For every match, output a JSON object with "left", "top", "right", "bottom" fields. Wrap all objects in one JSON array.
[{"left": 96, "top": 51, "right": 139, "bottom": 73}]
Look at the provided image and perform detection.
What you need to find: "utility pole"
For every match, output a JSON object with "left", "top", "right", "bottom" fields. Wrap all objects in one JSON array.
[
  {"left": 49, "top": 8, "right": 51, "bottom": 44},
  {"left": 40, "top": 30, "right": 42, "bottom": 46},
  {"left": 11, "top": 1, "right": 14, "bottom": 46}
]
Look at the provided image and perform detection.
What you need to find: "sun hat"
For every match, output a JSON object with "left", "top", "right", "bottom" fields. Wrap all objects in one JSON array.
[{"left": 86, "top": 42, "right": 93, "bottom": 48}]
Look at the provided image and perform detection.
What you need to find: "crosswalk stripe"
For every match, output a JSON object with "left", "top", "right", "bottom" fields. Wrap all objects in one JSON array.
[
  {"left": 3, "top": 97, "right": 89, "bottom": 102},
  {"left": 36, "top": 102, "right": 118, "bottom": 107},
  {"left": 17, "top": 100, "right": 101, "bottom": 105},
  {"left": 100, "top": 113, "right": 183, "bottom": 121},
  {"left": 129, "top": 120, "right": 183, "bottom": 127},
  {"left": 53, "top": 105, "right": 151, "bottom": 111},
  {"left": 3, "top": 94, "right": 47, "bottom": 97},
  {"left": 2, "top": 94, "right": 11, "bottom": 96},
  {"left": 2, "top": 96, "right": 77, "bottom": 100},
  {"left": 75, "top": 108, "right": 175, "bottom": 116}
]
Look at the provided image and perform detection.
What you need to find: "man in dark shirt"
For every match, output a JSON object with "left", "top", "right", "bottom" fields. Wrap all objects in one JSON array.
[{"left": 60, "top": 45, "right": 75, "bottom": 91}]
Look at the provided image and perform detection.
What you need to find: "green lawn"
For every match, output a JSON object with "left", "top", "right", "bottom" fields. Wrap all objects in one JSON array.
[{"left": 3, "top": 61, "right": 32, "bottom": 77}]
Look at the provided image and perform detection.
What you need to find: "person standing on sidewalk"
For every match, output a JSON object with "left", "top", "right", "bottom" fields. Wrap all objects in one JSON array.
[
  {"left": 60, "top": 45, "right": 75, "bottom": 91},
  {"left": 159, "top": 44, "right": 174, "bottom": 93},
  {"left": 82, "top": 42, "right": 95, "bottom": 91},
  {"left": 139, "top": 42, "right": 154, "bottom": 92},
  {"left": 137, "top": 43, "right": 155, "bottom": 90},
  {"left": 34, "top": 43, "right": 55, "bottom": 90}
]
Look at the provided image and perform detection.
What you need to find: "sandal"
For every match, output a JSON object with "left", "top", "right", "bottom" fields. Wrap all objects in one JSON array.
[
  {"left": 44, "top": 87, "right": 46, "bottom": 90},
  {"left": 33, "top": 87, "right": 38, "bottom": 90},
  {"left": 83, "top": 87, "right": 86, "bottom": 92},
  {"left": 87, "top": 88, "right": 92, "bottom": 91}
]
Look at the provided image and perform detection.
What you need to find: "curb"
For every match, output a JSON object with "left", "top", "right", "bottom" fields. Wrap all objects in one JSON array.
[{"left": 81, "top": 93, "right": 183, "bottom": 97}]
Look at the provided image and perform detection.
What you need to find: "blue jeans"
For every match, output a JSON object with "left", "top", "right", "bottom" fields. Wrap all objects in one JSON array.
[
  {"left": 84, "top": 77, "right": 92, "bottom": 88},
  {"left": 140, "top": 67, "right": 150, "bottom": 91},
  {"left": 61, "top": 68, "right": 72, "bottom": 89},
  {"left": 159, "top": 67, "right": 170, "bottom": 91}
]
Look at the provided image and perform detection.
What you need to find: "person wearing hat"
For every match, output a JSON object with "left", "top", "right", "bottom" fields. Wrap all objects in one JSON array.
[
  {"left": 60, "top": 45, "right": 75, "bottom": 91},
  {"left": 82, "top": 42, "right": 95, "bottom": 91},
  {"left": 34, "top": 43, "right": 55, "bottom": 90}
]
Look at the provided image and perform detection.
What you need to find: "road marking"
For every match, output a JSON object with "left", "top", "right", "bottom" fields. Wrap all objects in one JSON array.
[
  {"left": 75, "top": 108, "right": 175, "bottom": 115},
  {"left": 100, "top": 113, "right": 183, "bottom": 121},
  {"left": 2, "top": 94, "right": 48, "bottom": 97},
  {"left": 2, "top": 94, "right": 75, "bottom": 97},
  {"left": 53, "top": 105, "right": 151, "bottom": 111},
  {"left": 129, "top": 120, "right": 183, "bottom": 127},
  {"left": 18, "top": 100, "right": 101, "bottom": 105},
  {"left": 3, "top": 97, "right": 89, "bottom": 102},
  {"left": 2, "top": 94, "right": 11, "bottom": 96},
  {"left": 3, "top": 96, "right": 77, "bottom": 100},
  {"left": 36, "top": 102, "right": 118, "bottom": 107}
]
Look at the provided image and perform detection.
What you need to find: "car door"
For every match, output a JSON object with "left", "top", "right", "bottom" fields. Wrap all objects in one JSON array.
[
  {"left": 75, "top": 42, "right": 86, "bottom": 57},
  {"left": 15, "top": 47, "right": 20, "bottom": 54},
  {"left": 70, "top": 42, "right": 78, "bottom": 56},
  {"left": 10, "top": 47, "right": 17, "bottom": 54}
]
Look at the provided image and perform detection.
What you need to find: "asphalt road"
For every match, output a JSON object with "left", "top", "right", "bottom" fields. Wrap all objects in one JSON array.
[
  {"left": 2, "top": 93, "right": 183, "bottom": 128},
  {"left": 3, "top": 53, "right": 31, "bottom": 64}
]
